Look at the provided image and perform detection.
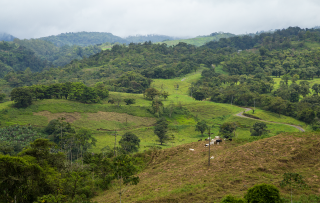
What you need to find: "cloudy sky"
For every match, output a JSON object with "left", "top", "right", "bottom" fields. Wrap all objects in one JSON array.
[{"left": 1, "top": 0, "right": 320, "bottom": 39}]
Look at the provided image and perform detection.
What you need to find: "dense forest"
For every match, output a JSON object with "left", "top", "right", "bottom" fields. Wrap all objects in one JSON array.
[
  {"left": 13, "top": 38, "right": 101, "bottom": 67},
  {"left": 39, "top": 31, "right": 128, "bottom": 47},
  {"left": 0, "top": 41, "right": 50, "bottom": 77},
  {"left": 1, "top": 42, "right": 212, "bottom": 93}
]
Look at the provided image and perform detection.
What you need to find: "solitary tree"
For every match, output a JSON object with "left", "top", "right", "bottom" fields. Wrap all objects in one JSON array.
[
  {"left": 144, "top": 88, "right": 159, "bottom": 100},
  {"left": 250, "top": 122, "right": 268, "bottom": 136},
  {"left": 244, "top": 184, "right": 281, "bottom": 203},
  {"left": 119, "top": 132, "right": 140, "bottom": 153},
  {"left": 280, "top": 173, "right": 307, "bottom": 203},
  {"left": 195, "top": 120, "right": 208, "bottom": 137},
  {"left": 124, "top": 98, "right": 135, "bottom": 105},
  {"left": 154, "top": 117, "right": 169, "bottom": 145},
  {"left": 10, "top": 87, "right": 33, "bottom": 108},
  {"left": 219, "top": 122, "right": 238, "bottom": 138}
]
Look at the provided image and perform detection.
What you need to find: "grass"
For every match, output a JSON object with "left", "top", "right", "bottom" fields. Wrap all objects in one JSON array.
[
  {"left": 93, "top": 132, "right": 320, "bottom": 203},
  {"left": 158, "top": 33, "right": 235, "bottom": 47},
  {"left": 0, "top": 70, "right": 309, "bottom": 155},
  {"left": 245, "top": 108, "right": 306, "bottom": 128}
]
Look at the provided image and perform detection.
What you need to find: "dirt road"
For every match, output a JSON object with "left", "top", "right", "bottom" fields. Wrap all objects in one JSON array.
[{"left": 235, "top": 108, "right": 305, "bottom": 132}]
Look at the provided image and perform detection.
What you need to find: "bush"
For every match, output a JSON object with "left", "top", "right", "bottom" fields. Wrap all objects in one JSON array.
[
  {"left": 244, "top": 183, "right": 282, "bottom": 203},
  {"left": 221, "top": 195, "right": 245, "bottom": 203}
]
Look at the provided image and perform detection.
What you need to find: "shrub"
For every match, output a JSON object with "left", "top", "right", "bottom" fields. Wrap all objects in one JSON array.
[{"left": 244, "top": 183, "right": 282, "bottom": 203}]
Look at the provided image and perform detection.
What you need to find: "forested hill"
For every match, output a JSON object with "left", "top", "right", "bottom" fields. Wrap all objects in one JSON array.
[
  {"left": 39, "top": 32, "right": 128, "bottom": 47},
  {"left": 2, "top": 42, "right": 216, "bottom": 92},
  {"left": 13, "top": 38, "right": 101, "bottom": 67},
  {"left": 0, "top": 32, "right": 16, "bottom": 41},
  {"left": 124, "top": 34, "right": 181, "bottom": 43},
  {"left": 202, "top": 26, "right": 320, "bottom": 51},
  {"left": 0, "top": 41, "right": 50, "bottom": 77}
]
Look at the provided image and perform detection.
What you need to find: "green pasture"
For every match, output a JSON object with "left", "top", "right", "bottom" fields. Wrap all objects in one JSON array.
[{"left": 245, "top": 108, "right": 306, "bottom": 128}]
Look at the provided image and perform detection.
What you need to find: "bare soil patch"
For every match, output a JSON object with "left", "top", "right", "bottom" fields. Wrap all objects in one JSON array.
[
  {"left": 86, "top": 111, "right": 156, "bottom": 126},
  {"left": 33, "top": 111, "right": 156, "bottom": 126},
  {"left": 33, "top": 111, "right": 81, "bottom": 123}
]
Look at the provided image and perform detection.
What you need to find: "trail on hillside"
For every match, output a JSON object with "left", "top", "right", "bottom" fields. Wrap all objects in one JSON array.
[{"left": 235, "top": 108, "right": 305, "bottom": 132}]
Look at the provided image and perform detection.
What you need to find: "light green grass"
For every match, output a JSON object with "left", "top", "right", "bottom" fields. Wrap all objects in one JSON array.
[
  {"left": 0, "top": 101, "right": 13, "bottom": 110},
  {"left": 158, "top": 33, "right": 235, "bottom": 47},
  {"left": 245, "top": 108, "right": 306, "bottom": 128}
]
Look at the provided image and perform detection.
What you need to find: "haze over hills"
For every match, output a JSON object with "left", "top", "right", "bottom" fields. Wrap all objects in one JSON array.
[{"left": 0, "top": 32, "right": 16, "bottom": 41}]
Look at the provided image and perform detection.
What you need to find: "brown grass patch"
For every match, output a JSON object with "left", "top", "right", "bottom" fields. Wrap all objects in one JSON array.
[
  {"left": 93, "top": 132, "right": 320, "bottom": 203},
  {"left": 86, "top": 111, "right": 156, "bottom": 126},
  {"left": 33, "top": 111, "right": 156, "bottom": 127},
  {"left": 33, "top": 111, "right": 82, "bottom": 123}
]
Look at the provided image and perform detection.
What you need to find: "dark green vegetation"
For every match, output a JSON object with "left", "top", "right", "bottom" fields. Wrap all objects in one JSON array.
[
  {"left": 0, "top": 41, "right": 50, "bottom": 77},
  {"left": 14, "top": 38, "right": 101, "bottom": 67},
  {"left": 10, "top": 82, "right": 109, "bottom": 107},
  {"left": 39, "top": 31, "right": 128, "bottom": 47}
]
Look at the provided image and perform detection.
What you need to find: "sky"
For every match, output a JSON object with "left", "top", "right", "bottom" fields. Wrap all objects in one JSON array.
[{"left": 1, "top": 0, "right": 320, "bottom": 39}]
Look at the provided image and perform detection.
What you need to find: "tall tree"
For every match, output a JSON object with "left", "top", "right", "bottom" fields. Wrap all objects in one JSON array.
[{"left": 154, "top": 117, "right": 169, "bottom": 145}]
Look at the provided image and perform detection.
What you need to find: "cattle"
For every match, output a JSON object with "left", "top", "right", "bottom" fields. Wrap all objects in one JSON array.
[
  {"left": 189, "top": 148, "right": 195, "bottom": 151},
  {"left": 198, "top": 139, "right": 202, "bottom": 141}
]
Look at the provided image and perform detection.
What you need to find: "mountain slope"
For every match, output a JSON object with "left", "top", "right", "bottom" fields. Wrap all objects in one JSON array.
[
  {"left": 93, "top": 132, "right": 320, "bottom": 202},
  {"left": 159, "top": 32, "right": 235, "bottom": 47},
  {"left": 39, "top": 31, "right": 128, "bottom": 47},
  {"left": 0, "top": 32, "right": 16, "bottom": 41},
  {"left": 125, "top": 34, "right": 181, "bottom": 43}
]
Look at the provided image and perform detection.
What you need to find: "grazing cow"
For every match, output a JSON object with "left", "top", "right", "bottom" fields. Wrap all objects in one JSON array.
[
  {"left": 229, "top": 138, "right": 232, "bottom": 141},
  {"left": 198, "top": 139, "right": 202, "bottom": 141},
  {"left": 189, "top": 148, "right": 195, "bottom": 151}
]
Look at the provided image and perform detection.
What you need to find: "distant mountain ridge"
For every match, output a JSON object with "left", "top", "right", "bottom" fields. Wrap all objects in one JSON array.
[
  {"left": 0, "top": 32, "right": 16, "bottom": 41},
  {"left": 39, "top": 32, "right": 128, "bottom": 47}
]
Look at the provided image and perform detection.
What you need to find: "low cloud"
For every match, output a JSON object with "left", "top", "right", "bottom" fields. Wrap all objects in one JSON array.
[{"left": 1, "top": 0, "right": 320, "bottom": 39}]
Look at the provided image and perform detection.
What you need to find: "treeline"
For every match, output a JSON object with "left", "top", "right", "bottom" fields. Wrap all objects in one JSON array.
[
  {"left": 13, "top": 38, "right": 101, "bottom": 67},
  {"left": 203, "top": 26, "right": 320, "bottom": 51},
  {"left": 40, "top": 31, "right": 128, "bottom": 47},
  {"left": 0, "top": 41, "right": 50, "bottom": 77},
  {"left": 221, "top": 48, "right": 320, "bottom": 78},
  {"left": 10, "top": 82, "right": 109, "bottom": 107},
  {"left": 192, "top": 67, "right": 320, "bottom": 127}
]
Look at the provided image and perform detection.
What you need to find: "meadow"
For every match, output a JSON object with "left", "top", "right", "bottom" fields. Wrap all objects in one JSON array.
[{"left": 0, "top": 70, "right": 307, "bottom": 154}]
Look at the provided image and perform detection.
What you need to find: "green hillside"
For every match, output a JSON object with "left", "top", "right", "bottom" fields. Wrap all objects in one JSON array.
[
  {"left": 39, "top": 31, "right": 128, "bottom": 47},
  {"left": 159, "top": 33, "right": 235, "bottom": 46}
]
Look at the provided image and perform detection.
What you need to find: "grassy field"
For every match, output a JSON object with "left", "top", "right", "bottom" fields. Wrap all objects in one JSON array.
[
  {"left": 93, "top": 132, "right": 320, "bottom": 203},
  {"left": 158, "top": 33, "right": 235, "bottom": 47},
  {"left": 245, "top": 108, "right": 306, "bottom": 128},
  {"left": 0, "top": 69, "right": 307, "bottom": 154}
]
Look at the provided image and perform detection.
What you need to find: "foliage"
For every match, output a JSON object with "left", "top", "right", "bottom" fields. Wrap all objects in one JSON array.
[
  {"left": 13, "top": 38, "right": 101, "bottom": 67},
  {"left": 244, "top": 183, "right": 282, "bottom": 203},
  {"left": 219, "top": 122, "right": 238, "bottom": 138},
  {"left": 0, "top": 125, "right": 44, "bottom": 155},
  {"left": 220, "top": 195, "right": 245, "bottom": 203},
  {"left": 119, "top": 132, "right": 141, "bottom": 153},
  {"left": 195, "top": 120, "right": 208, "bottom": 136},
  {"left": 280, "top": 173, "right": 308, "bottom": 203},
  {"left": 39, "top": 31, "right": 128, "bottom": 47},
  {"left": 124, "top": 98, "right": 136, "bottom": 105},
  {"left": 10, "top": 87, "right": 33, "bottom": 107},
  {"left": 145, "top": 88, "right": 160, "bottom": 100},
  {"left": 0, "top": 41, "right": 50, "bottom": 77},
  {"left": 154, "top": 117, "right": 169, "bottom": 145},
  {"left": 250, "top": 122, "right": 268, "bottom": 136}
]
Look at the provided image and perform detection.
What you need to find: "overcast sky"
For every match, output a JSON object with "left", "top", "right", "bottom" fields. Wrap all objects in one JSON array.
[{"left": 1, "top": 0, "right": 320, "bottom": 39}]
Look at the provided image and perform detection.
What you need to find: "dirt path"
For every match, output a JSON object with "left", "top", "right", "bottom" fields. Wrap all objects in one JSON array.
[{"left": 235, "top": 108, "right": 305, "bottom": 132}]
